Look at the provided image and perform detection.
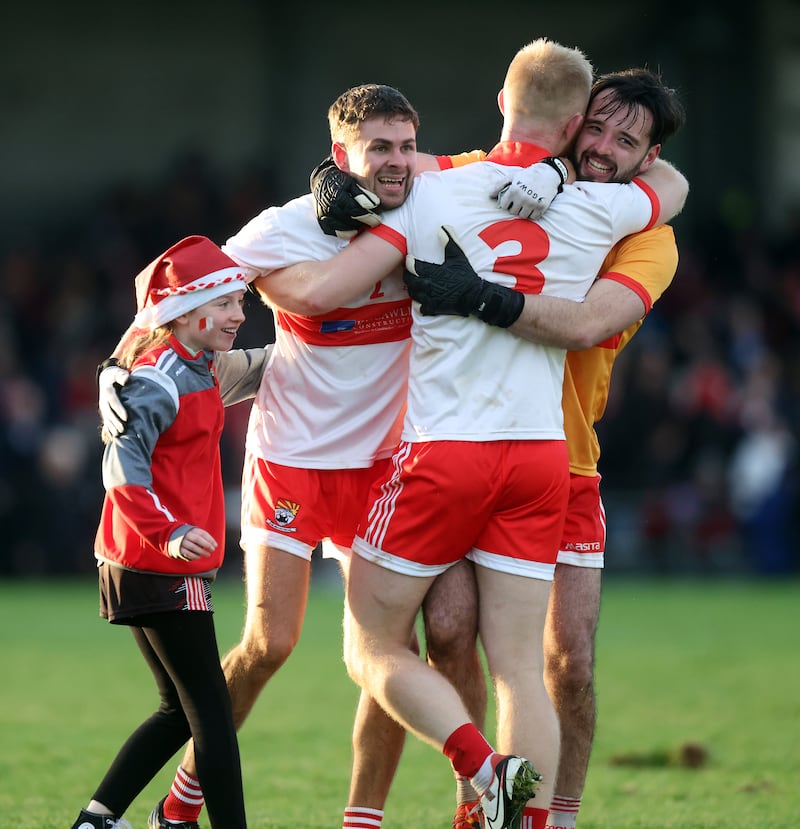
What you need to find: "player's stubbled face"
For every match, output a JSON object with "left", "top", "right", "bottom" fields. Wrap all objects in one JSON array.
[
  {"left": 340, "top": 116, "right": 417, "bottom": 209},
  {"left": 573, "top": 90, "right": 657, "bottom": 185}
]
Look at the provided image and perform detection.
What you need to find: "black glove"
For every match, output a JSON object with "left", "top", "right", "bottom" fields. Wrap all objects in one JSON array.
[
  {"left": 309, "top": 156, "right": 381, "bottom": 239},
  {"left": 403, "top": 226, "right": 525, "bottom": 328}
]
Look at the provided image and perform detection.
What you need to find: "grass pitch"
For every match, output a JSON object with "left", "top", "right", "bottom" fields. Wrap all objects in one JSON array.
[{"left": 1, "top": 574, "right": 797, "bottom": 828}]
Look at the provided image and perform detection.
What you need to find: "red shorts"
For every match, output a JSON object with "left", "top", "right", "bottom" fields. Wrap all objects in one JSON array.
[
  {"left": 353, "top": 439, "right": 569, "bottom": 579},
  {"left": 240, "top": 453, "right": 391, "bottom": 560},
  {"left": 558, "top": 473, "right": 606, "bottom": 568}
]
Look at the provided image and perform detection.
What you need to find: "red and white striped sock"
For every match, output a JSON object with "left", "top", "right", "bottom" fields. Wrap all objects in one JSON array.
[
  {"left": 521, "top": 806, "right": 549, "bottom": 829},
  {"left": 545, "top": 795, "right": 581, "bottom": 829},
  {"left": 342, "top": 807, "right": 384, "bottom": 829},
  {"left": 162, "top": 765, "right": 204, "bottom": 824}
]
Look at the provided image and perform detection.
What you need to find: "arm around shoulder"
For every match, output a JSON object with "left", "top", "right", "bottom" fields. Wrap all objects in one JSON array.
[
  {"left": 254, "top": 232, "right": 403, "bottom": 316},
  {"left": 509, "top": 279, "right": 647, "bottom": 350},
  {"left": 215, "top": 346, "right": 272, "bottom": 406},
  {"left": 636, "top": 158, "right": 689, "bottom": 225}
]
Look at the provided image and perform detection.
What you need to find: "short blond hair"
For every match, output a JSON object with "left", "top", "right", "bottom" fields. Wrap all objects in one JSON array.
[{"left": 503, "top": 38, "right": 593, "bottom": 128}]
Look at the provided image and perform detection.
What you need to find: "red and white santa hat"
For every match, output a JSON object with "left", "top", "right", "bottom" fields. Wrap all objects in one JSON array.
[{"left": 133, "top": 235, "right": 248, "bottom": 330}]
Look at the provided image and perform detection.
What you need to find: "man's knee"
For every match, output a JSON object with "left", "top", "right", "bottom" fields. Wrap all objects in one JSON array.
[
  {"left": 424, "top": 594, "right": 478, "bottom": 664},
  {"left": 546, "top": 642, "right": 594, "bottom": 698},
  {"left": 423, "top": 562, "right": 479, "bottom": 664},
  {"left": 425, "top": 618, "right": 477, "bottom": 667},
  {"left": 237, "top": 626, "right": 300, "bottom": 679},
  {"left": 546, "top": 564, "right": 600, "bottom": 698},
  {"left": 343, "top": 635, "right": 366, "bottom": 687}
]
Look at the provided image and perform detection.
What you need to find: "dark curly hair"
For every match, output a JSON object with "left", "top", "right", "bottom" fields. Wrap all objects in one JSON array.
[{"left": 590, "top": 68, "right": 686, "bottom": 147}]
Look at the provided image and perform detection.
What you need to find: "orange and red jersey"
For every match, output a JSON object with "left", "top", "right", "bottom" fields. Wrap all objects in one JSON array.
[
  {"left": 440, "top": 150, "right": 679, "bottom": 476},
  {"left": 564, "top": 225, "right": 678, "bottom": 475}
]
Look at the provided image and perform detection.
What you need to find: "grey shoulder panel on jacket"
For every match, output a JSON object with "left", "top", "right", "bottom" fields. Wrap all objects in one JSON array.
[{"left": 129, "top": 364, "right": 180, "bottom": 413}]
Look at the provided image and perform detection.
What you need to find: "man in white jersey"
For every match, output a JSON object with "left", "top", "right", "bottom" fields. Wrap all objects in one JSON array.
[
  {"left": 216, "top": 84, "right": 486, "bottom": 829},
  {"left": 98, "top": 84, "right": 493, "bottom": 829},
  {"left": 401, "top": 68, "right": 687, "bottom": 829},
  {"left": 261, "top": 38, "right": 688, "bottom": 829}
]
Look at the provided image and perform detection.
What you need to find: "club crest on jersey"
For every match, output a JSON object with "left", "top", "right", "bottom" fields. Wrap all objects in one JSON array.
[{"left": 267, "top": 499, "right": 301, "bottom": 532}]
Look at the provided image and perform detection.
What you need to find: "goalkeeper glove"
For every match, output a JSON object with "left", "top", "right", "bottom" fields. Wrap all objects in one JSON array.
[
  {"left": 309, "top": 156, "right": 381, "bottom": 239},
  {"left": 403, "top": 226, "right": 524, "bottom": 328},
  {"left": 494, "top": 156, "right": 568, "bottom": 219}
]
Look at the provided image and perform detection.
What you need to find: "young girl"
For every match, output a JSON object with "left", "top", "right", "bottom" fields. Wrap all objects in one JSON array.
[{"left": 70, "top": 236, "right": 268, "bottom": 829}]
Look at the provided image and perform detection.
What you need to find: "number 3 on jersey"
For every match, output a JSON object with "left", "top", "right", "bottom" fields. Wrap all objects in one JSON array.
[{"left": 480, "top": 218, "right": 548, "bottom": 294}]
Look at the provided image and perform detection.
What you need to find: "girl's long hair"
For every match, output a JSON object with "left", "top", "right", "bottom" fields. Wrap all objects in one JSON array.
[{"left": 101, "top": 325, "right": 172, "bottom": 444}]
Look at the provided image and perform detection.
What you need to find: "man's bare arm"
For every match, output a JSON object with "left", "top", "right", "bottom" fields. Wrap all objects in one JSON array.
[
  {"left": 634, "top": 157, "right": 689, "bottom": 224},
  {"left": 508, "top": 278, "right": 646, "bottom": 349},
  {"left": 404, "top": 226, "right": 650, "bottom": 345},
  {"left": 415, "top": 152, "right": 443, "bottom": 173},
  {"left": 503, "top": 155, "right": 689, "bottom": 227},
  {"left": 254, "top": 231, "right": 403, "bottom": 316}
]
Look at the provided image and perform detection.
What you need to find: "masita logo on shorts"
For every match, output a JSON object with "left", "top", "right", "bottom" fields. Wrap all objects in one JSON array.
[{"left": 267, "top": 498, "right": 301, "bottom": 532}]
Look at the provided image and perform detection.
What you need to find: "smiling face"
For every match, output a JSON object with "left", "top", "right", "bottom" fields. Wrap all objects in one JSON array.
[
  {"left": 332, "top": 115, "right": 417, "bottom": 210},
  {"left": 572, "top": 89, "right": 661, "bottom": 184},
  {"left": 175, "top": 289, "right": 246, "bottom": 353}
]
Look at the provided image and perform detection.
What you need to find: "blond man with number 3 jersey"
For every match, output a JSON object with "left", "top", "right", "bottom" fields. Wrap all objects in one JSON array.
[{"left": 401, "top": 68, "right": 686, "bottom": 829}]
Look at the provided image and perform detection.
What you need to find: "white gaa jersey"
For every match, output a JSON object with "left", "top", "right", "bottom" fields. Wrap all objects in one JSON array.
[
  {"left": 372, "top": 143, "right": 659, "bottom": 443},
  {"left": 224, "top": 194, "right": 411, "bottom": 469}
]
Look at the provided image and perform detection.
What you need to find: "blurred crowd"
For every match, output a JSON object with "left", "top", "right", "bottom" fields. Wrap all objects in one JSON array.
[
  {"left": 1, "top": 152, "right": 798, "bottom": 577},
  {"left": 598, "top": 213, "right": 800, "bottom": 575}
]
